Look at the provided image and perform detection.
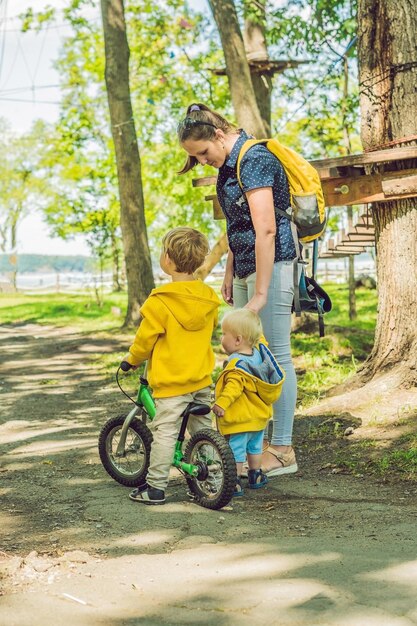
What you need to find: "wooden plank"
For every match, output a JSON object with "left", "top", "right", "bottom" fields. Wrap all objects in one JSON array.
[
  {"left": 205, "top": 195, "right": 224, "bottom": 219},
  {"left": 320, "top": 251, "right": 362, "bottom": 257},
  {"left": 344, "top": 233, "right": 375, "bottom": 242},
  {"left": 193, "top": 146, "right": 417, "bottom": 188},
  {"left": 321, "top": 241, "right": 364, "bottom": 256},
  {"left": 192, "top": 176, "right": 217, "bottom": 188},
  {"left": 310, "top": 146, "right": 417, "bottom": 171},
  {"left": 353, "top": 213, "right": 374, "bottom": 228},
  {"left": 381, "top": 173, "right": 417, "bottom": 196},
  {"left": 322, "top": 168, "right": 417, "bottom": 206}
]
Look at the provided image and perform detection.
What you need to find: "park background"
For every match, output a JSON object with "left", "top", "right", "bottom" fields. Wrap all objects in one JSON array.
[{"left": 0, "top": 1, "right": 416, "bottom": 623}]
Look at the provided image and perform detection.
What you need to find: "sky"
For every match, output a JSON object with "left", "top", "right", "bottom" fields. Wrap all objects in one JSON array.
[
  {"left": 1, "top": 1, "right": 99, "bottom": 256},
  {"left": 1, "top": 0, "right": 208, "bottom": 258}
]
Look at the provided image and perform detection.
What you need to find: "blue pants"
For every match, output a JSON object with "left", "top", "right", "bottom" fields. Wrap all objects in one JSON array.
[
  {"left": 228, "top": 430, "right": 265, "bottom": 463},
  {"left": 233, "top": 260, "right": 297, "bottom": 446}
]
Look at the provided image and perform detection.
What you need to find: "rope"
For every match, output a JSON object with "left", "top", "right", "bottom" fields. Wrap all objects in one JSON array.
[{"left": 364, "top": 134, "right": 417, "bottom": 153}]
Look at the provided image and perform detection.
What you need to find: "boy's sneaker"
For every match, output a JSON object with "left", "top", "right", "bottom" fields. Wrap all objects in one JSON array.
[
  {"left": 233, "top": 477, "right": 244, "bottom": 497},
  {"left": 248, "top": 469, "right": 268, "bottom": 490},
  {"left": 129, "top": 483, "right": 165, "bottom": 505}
]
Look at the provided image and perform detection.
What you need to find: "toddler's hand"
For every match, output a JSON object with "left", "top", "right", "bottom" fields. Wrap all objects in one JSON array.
[{"left": 212, "top": 404, "right": 225, "bottom": 417}]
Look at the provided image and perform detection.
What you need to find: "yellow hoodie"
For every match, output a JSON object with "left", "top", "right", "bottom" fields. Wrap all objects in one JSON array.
[
  {"left": 127, "top": 281, "right": 220, "bottom": 398},
  {"left": 214, "top": 343, "right": 285, "bottom": 435}
]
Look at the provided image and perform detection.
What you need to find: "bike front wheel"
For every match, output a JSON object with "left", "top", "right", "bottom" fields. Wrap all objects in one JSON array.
[
  {"left": 184, "top": 429, "right": 236, "bottom": 510},
  {"left": 98, "top": 415, "right": 153, "bottom": 487}
]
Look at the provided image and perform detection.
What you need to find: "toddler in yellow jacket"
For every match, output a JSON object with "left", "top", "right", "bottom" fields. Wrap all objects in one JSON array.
[
  {"left": 123, "top": 227, "right": 220, "bottom": 505},
  {"left": 212, "top": 309, "right": 285, "bottom": 496}
]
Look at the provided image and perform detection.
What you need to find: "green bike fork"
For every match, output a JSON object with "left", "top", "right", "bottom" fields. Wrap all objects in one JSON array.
[
  {"left": 172, "top": 441, "right": 200, "bottom": 477},
  {"left": 116, "top": 377, "right": 156, "bottom": 456}
]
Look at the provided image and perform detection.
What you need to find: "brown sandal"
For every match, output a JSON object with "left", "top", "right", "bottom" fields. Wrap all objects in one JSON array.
[{"left": 262, "top": 446, "right": 298, "bottom": 477}]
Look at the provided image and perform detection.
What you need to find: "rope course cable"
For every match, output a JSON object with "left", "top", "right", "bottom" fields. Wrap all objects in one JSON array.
[
  {"left": 0, "top": 0, "right": 9, "bottom": 84},
  {"left": 274, "top": 36, "right": 358, "bottom": 134}
]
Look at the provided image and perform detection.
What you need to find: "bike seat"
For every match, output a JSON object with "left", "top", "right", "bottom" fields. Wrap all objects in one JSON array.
[{"left": 183, "top": 402, "right": 211, "bottom": 417}]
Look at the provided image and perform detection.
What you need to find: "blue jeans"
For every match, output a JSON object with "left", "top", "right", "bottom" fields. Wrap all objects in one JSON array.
[{"left": 233, "top": 260, "right": 297, "bottom": 446}]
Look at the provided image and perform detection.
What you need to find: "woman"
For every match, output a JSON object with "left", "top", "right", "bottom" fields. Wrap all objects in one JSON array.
[{"left": 177, "top": 102, "right": 298, "bottom": 477}]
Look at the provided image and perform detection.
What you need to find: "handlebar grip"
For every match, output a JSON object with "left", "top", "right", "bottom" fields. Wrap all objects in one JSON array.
[{"left": 120, "top": 361, "right": 132, "bottom": 372}]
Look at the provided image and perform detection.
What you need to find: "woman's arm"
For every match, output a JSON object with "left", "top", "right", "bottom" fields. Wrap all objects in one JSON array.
[
  {"left": 245, "top": 187, "right": 276, "bottom": 313},
  {"left": 221, "top": 246, "right": 234, "bottom": 306}
]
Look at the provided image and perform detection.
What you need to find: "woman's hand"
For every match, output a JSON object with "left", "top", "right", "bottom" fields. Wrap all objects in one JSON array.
[
  {"left": 212, "top": 403, "right": 225, "bottom": 417},
  {"left": 245, "top": 293, "right": 267, "bottom": 314},
  {"left": 221, "top": 275, "right": 233, "bottom": 306},
  {"left": 221, "top": 248, "right": 234, "bottom": 306}
]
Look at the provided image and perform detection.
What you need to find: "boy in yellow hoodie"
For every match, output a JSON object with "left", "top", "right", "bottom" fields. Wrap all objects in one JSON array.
[
  {"left": 212, "top": 309, "right": 285, "bottom": 496},
  {"left": 123, "top": 227, "right": 220, "bottom": 504}
]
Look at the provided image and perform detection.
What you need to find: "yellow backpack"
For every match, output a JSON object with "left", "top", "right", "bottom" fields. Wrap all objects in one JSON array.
[{"left": 236, "top": 138, "right": 326, "bottom": 243}]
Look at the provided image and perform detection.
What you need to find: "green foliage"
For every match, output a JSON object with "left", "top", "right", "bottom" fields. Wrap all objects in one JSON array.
[
  {"left": 0, "top": 122, "right": 49, "bottom": 252},
  {"left": 268, "top": 0, "right": 360, "bottom": 158},
  {"left": 12, "top": 0, "right": 363, "bottom": 267}
]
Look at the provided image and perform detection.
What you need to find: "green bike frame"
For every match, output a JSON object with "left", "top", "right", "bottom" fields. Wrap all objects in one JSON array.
[{"left": 117, "top": 376, "right": 201, "bottom": 478}]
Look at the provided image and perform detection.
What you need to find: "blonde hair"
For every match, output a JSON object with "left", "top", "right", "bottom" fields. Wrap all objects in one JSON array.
[
  {"left": 177, "top": 103, "right": 236, "bottom": 174},
  {"left": 221, "top": 309, "right": 263, "bottom": 348},
  {"left": 162, "top": 227, "right": 209, "bottom": 274}
]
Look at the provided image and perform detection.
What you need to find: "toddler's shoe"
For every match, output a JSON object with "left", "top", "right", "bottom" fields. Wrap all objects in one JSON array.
[
  {"left": 129, "top": 483, "right": 165, "bottom": 505},
  {"left": 233, "top": 477, "right": 244, "bottom": 497},
  {"left": 248, "top": 469, "right": 268, "bottom": 489}
]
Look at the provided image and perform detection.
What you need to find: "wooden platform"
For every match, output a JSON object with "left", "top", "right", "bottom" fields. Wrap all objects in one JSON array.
[{"left": 193, "top": 145, "right": 417, "bottom": 257}]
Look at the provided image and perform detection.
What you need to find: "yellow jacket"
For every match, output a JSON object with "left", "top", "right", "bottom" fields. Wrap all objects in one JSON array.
[
  {"left": 127, "top": 281, "right": 220, "bottom": 398},
  {"left": 214, "top": 343, "right": 285, "bottom": 435}
]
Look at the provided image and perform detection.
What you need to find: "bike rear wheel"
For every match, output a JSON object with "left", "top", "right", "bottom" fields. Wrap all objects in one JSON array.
[
  {"left": 184, "top": 429, "right": 236, "bottom": 510},
  {"left": 98, "top": 415, "right": 153, "bottom": 487}
]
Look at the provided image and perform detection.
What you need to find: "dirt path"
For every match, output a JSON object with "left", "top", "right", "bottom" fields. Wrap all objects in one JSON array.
[{"left": 1, "top": 323, "right": 417, "bottom": 626}]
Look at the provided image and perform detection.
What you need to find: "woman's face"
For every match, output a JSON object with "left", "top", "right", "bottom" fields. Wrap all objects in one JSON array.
[{"left": 181, "top": 133, "right": 226, "bottom": 169}]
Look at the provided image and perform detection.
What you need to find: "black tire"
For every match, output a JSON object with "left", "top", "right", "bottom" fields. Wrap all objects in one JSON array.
[
  {"left": 98, "top": 415, "right": 153, "bottom": 487},
  {"left": 184, "top": 428, "right": 237, "bottom": 510}
]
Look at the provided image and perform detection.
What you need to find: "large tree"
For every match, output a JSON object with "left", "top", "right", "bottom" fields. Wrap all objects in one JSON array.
[
  {"left": 357, "top": 0, "right": 417, "bottom": 386},
  {"left": 208, "top": 0, "right": 267, "bottom": 136},
  {"left": 100, "top": 0, "right": 154, "bottom": 325}
]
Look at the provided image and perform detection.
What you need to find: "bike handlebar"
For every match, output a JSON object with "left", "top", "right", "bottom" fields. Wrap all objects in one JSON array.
[{"left": 120, "top": 361, "right": 132, "bottom": 372}]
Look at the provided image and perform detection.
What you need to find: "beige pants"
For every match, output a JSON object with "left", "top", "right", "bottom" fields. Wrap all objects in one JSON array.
[{"left": 147, "top": 386, "right": 212, "bottom": 491}]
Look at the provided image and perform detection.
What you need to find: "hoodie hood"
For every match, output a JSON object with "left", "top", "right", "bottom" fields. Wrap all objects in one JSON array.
[
  {"left": 146, "top": 281, "right": 220, "bottom": 331},
  {"left": 214, "top": 342, "right": 285, "bottom": 436},
  {"left": 222, "top": 342, "right": 285, "bottom": 405}
]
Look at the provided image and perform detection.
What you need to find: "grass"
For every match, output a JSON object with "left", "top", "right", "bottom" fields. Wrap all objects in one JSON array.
[
  {"left": 0, "top": 284, "right": 376, "bottom": 390},
  {"left": 0, "top": 291, "right": 128, "bottom": 332},
  {"left": 292, "top": 283, "right": 376, "bottom": 409},
  {"left": 0, "top": 282, "right": 377, "bottom": 411},
  {"left": 333, "top": 438, "right": 417, "bottom": 480},
  {"left": 2, "top": 284, "right": 416, "bottom": 481}
]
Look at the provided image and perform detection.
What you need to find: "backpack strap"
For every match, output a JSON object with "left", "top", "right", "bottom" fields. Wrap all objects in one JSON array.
[
  {"left": 236, "top": 139, "right": 266, "bottom": 188},
  {"left": 311, "top": 239, "right": 318, "bottom": 281},
  {"left": 237, "top": 139, "right": 292, "bottom": 223},
  {"left": 291, "top": 221, "right": 304, "bottom": 318}
]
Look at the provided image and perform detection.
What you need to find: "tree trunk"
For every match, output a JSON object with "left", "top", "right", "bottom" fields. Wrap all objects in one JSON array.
[
  {"left": 10, "top": 215, "right": 18, "bottom": 290},
  {"left": 195, "top": 233, "right": 229, "bottom": 280},
  {"left": 243, "top": 0, "right": 272, "bottom": 136},
  {"left": 111, "top": 230, "right": 122, "bottom": 292},
  {"left": 357, "top": 0, "right": 417, "bottom": 385},
  {"left": 208, "top": 0, "right": 267, "bottom": 137},
  {"left": 100, "top": 0, "right": 154, "bottom": 326}
]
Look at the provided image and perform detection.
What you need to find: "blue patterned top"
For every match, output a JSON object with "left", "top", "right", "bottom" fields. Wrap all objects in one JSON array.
[{"left": 216, "top": 130, "right": 296, "bottom": 279}]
